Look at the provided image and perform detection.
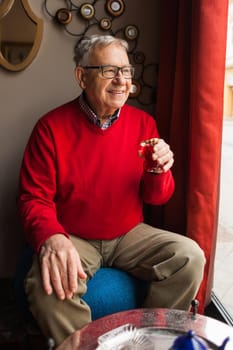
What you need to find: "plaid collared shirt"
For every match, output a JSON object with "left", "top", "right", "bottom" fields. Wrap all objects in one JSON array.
[{"left": 78, "top": 93, "right": 120, "bottom": 130}]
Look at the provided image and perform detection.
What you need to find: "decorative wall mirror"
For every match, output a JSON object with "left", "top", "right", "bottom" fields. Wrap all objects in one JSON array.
[{"left": 0, "top": 0, "right": 43, "bottom": 71}]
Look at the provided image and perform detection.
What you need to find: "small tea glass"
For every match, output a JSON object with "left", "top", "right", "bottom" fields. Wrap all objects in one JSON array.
[{"left": 139, "top": 138, "right": 163, "bottom": 173}]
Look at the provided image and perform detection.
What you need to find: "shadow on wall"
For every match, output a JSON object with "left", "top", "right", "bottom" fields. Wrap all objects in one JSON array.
[{"left": 0, "top": 167, "right": 25, "bottom": 277}]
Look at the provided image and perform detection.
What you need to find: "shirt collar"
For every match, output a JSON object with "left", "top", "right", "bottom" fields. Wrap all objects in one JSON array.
[{"left": 78, "top": 93, "right": 120, "bottom": 130}]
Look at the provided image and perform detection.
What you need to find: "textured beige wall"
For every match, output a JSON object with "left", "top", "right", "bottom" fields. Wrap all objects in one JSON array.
[{"left": 0, "top": 0, "right": 161, "bottom": 277}]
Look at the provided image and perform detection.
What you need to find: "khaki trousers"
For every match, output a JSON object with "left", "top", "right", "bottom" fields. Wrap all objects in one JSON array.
[{"left": 25, "top": 223, "right": 205, "bottom": 345}]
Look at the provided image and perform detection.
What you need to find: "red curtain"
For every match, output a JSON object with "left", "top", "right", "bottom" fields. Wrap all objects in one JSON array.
[{"left": 154, "top": 0, "right": 228, "bottom": 313}]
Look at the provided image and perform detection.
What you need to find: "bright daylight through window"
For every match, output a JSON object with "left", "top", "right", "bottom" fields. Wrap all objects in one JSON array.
[{"left": 214, "top": 0, "right": 233, "bottom": 325}]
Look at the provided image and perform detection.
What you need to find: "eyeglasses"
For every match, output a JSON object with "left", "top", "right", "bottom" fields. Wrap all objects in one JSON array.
[{"left": 82, "top": 65, "right": 135, "bottom": 79}]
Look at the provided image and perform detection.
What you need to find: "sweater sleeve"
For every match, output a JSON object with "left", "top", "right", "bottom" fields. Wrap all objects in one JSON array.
[
  {"left": 17, "top": 119, "right": 69, "bottom": 252},
  {"left": 138, "top": 111, "right": 175, "bottom": 205},
  {"left": 141, "top": 170, "right": 175, "bottom": 205}
]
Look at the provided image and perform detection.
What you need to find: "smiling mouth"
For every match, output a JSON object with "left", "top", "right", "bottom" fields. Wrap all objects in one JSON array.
[{"left": 109, "top": 90, "right": 125, "bottom": 94}]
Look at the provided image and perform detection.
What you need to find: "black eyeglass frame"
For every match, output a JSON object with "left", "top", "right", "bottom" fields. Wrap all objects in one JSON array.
[{"left": 82, "top": 64, "right": 135, "bottom": 79}]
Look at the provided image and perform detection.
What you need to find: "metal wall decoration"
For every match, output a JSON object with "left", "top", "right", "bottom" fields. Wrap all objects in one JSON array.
[{"left": 44, "top": 0, "right": 158, "bottom": 106}]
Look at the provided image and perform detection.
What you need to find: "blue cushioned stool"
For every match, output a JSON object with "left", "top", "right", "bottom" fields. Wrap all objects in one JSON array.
[{"left": 14, "top": 245, "right": 149, "bottom": 325}]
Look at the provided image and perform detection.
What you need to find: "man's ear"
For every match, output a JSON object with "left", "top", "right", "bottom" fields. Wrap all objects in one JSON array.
[{"left": 75, "top": 66, "right": 86, "bottom": 89}]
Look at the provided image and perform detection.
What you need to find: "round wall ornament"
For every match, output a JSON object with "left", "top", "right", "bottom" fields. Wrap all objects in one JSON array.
[
  {"left": 105, "top": 0, "right": 125, "bottom": 17},
  {"left": 80, "top": 3, "right": 95, "bottom": 20},
  {"left": 124, "top": 25, "right": 138, "bottom": 40},
  {"left": 133, "top": 51, "right": 145, "bottom": 64},
  {"left": 99, "top": 18, "right": 112, "bottom": 30},
  {"left": 130, "top": 79, "right": 141, "bottom": 98},
  {"left": 55, "top": 8, "right": 72, "bottom": 25}
]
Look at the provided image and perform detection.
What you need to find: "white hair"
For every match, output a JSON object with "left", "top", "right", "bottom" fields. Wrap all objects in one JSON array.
[{"left": 74, "top": 34, "right": 129, "bottom": 66}]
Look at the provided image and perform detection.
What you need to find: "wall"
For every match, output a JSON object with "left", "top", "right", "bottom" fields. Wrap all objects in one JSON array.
[{"left": 0, "top": 0, "right": 161, "bottom": 277}]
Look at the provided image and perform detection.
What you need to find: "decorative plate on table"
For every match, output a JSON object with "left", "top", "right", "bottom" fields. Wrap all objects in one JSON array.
[
  {"left": 96, "top": 324, "right": 221, "bottom": 349},
  {"left": 96, "top": 323, "right": 154, "bottom": 349}
]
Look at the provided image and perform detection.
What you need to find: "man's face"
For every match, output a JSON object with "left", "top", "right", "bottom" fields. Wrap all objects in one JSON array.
[{"left": 76, "top": 43, "right": 132, "bottom": 118}]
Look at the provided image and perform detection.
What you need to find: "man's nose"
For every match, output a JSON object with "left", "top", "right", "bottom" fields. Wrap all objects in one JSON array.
[{"left": 113, "top": 69, "right": 125, "bottom": 81}]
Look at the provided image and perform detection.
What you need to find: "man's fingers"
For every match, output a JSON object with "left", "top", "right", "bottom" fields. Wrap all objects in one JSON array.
[
  {"left": 40, "top": 248, "right": 67, "bottom": 300},
  {"left": 40, "top": 247, "right": 53, "bottom": 295},
  {"left": 39, "top": 236, "right": 87, "bottom": 300},
  {"left": 67, "top": 253, "right": 78, "bottom": 295},
  {"left": 41, "top": 258, "right": 53, "bottom": 295},
  {"left": 50, "top": 262, "right": 66, "bottom": 300}
]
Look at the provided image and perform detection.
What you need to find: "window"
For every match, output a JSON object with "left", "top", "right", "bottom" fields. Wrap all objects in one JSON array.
[{"left": 213, "top": 0, "right": 233, "bottom": 325}]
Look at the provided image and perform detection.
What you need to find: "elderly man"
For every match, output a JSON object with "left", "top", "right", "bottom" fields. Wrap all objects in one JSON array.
[{"left": 18, "top": 34, "right": 205, "bottom": 346}]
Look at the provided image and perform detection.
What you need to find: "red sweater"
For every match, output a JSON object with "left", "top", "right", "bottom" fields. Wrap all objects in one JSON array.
[{"left": 18, "top": 98, "right": 175, "bottom": 252}]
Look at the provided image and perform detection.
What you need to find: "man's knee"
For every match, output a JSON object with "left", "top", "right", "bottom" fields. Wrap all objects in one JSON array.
[{"left": 175, "top": 235, "right": 206, "bottom": 282}]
